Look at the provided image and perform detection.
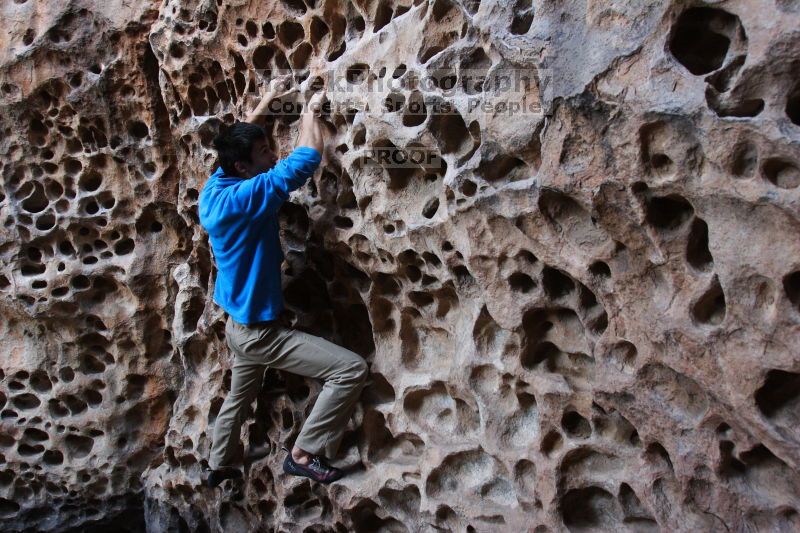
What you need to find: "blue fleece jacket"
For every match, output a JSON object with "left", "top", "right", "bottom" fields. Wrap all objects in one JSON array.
[{"left": 198, "top": 146, "right": 322, "bottom": 325}]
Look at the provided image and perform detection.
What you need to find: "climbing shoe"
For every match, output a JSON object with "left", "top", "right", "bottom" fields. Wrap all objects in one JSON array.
[
  {"left": 282, "top": 447, "right": 343, "bottom": 484},
  {"left": 206, "top": 466, "right": 242, "bottom": 489}
]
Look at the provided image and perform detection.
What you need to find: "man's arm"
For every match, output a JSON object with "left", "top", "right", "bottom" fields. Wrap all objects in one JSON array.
[
  {"left": 245, "top": 73, "right": 294, "bottom": 126},
  {"left": 229, "top": 90, "right": 328, "bottom": 220},
  {"left": 228, "top": 147, "right": 321, "bottom": 221},
  {"left": 296, "top": 90, "right": 326, "bottom": 154}
]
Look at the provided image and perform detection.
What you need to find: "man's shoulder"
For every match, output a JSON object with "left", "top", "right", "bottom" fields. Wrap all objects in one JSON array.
[
  {"left": 201, "top": 167, "right": 225, "bottom": 195},
  {"left": 209, "top": 166, "right": 225, "bottom": 181},
  {"left": 199, "top": 166, "right": 226, "bottom": 217}
]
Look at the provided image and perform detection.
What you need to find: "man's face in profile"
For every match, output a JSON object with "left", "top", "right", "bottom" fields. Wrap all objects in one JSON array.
[{"left": 236, "top": 136, "right": 278, "bottom": 178}]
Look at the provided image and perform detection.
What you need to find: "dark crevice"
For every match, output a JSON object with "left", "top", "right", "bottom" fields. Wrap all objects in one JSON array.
[
  {"left": 644, "top": 195, "right": 694, "bottom": 230},
  {"left": 686, "top": 218, "right": 713, "bottom": 271},
  {"left": 755, "top": 369, "right": 800, "bottom": 419},
  {"left": 542, "top": 267, "right": 574, "bottom": 299},
  {"left": 787, "top": 83, "right": 800, "bottom": 126},
  {"left": 669, "top": 7, "right": 740, "bottom": 75},
  {"left": 784, "top": 271, "right": 800, "bottom": 312},
  {"left": 761, "top": 158, "right": 800, "bottom": 189},
  {"left": 691, "top": 276, "right": 726, "bottom": 326}
]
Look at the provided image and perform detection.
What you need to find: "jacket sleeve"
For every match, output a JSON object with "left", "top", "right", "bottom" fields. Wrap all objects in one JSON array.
[{"left": 229, "top": 146, "right": 322, "bottom": 221}]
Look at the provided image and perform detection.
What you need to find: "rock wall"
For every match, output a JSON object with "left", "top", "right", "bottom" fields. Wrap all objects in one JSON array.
[{"left": 1, "top": 0, "right": 799, "bottom": 531}]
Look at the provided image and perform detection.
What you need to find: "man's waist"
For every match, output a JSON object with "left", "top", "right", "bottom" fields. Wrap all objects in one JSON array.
[{"left": 226, "top": 310, "right": 283, "bottom": 328}]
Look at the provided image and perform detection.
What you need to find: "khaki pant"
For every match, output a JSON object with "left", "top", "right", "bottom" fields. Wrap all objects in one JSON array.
[{"left": 209, "top": 314, "right": 368, "bottom": 469}]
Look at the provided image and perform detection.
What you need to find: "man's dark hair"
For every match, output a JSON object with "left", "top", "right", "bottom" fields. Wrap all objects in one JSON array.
[{"left": 213, "top": 121, "right": 268, "bottom": 177}]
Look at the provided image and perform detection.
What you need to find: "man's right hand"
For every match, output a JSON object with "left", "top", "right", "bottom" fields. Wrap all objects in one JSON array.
[
  {"left": 245, "top": 73, "right": 296, "bottom": 125},
  {"left": 296, "top": 89, "right": 327, "bottom": 154},
  {"left": 306, "top": 90, "right": 326, "bottom": 116},
  {"left": 268, "top": 73, "right": 295, "bottom": 98}
]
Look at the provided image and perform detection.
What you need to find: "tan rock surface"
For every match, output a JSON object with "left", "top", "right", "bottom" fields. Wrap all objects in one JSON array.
[{"left": 0, "top": 0, "right": 799, "bottom": 531}]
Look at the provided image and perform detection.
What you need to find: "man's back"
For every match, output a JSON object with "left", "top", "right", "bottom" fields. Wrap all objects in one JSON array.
[{"left": 199, "top": 146, "right": 322, "bottom": 325}]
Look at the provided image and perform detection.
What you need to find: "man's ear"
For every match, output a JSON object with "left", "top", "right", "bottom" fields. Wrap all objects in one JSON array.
[{"left": 233, "top": 160, "right": 248, "bottom": 177}]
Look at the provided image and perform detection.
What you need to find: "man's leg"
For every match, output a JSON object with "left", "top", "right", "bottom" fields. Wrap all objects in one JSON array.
[
  {"left": 209, "top": 354, "right": 265, "bottom": 470},
  {"left": 268, "top": 328, "right": 368, "bottom": 461}
]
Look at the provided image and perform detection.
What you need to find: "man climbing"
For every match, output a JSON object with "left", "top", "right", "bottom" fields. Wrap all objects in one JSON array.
[{"left": 198, "top": 75, "right": 369, "bottom": 488}]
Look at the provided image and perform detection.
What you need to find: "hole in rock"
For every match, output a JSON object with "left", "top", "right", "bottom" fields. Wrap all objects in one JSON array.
[
  {"left": 280, "top": 0, "right": 307, "bottom": 15},
  {"left": 64, "top": 434, "right": 94, "bottom": 459},
  {"left": 18, "top": 443, "right": 45, "bottom": 456},
  {"left": 578, "top": 282, "right": 597, "bottom": 310},
  {"left": 707, "top": 92, "right": 764, "bottom": 118},
  {"left": 374, "top": 3, "right": 393, "bottom": 32},
  {"left": 127, "top": 121, "right": 149, "bottom": 139},
  {"left": 0, "top": 498, "right": 19, "bottom": 516},
  {"left": 422, "top": 197, "right": 440, "bottom": 218},
  {"left": 617, "top": 483, "right": 655, "bottom": 524},
  {"left": 23, "top": 428, "right": 48, "bottom": 442},
  {"left": 511, "top": 0, "right": 534, "bottom": 34},
  {"left": 460, "top": 48, "right": 491, "bottom": 94},
  {"left": 362, "top": 372, "right": 396, "bottom": 406},
  {"left": 252, "top": 45, "right": 275, "bottom": 71},
  {"left": 686, "top": 218, "right": 713, "bottom": 271},
  {"left": 43, "top": 449, "right": 63, "bottom": 465},
  {"left": 755, "top": 369, "right": 800, "bottom": 422},
  {"left": 784, "top": 271, "right": 800, "bottom": 312},
  {"left": 12, "top": 394, "right": 40, "bottom": 410},
  {"left": 79, "top": 353, "right": 106, "bottom": 374},
  {"left": 607, "top": 340, "right": 637, "bottom": 373},
  {"left": 561, "top": 411, "right": 591, "bottom": 438},
  {"left": 403, "top": 91, "right": 427, "bottom": 127},
  {"left": 645, "top": 442, "right": 673, "bottom": 471},
  {"left": 59, "top": 367, "right": 75, "bottom": 382},
  {"left": 668, "top": 7, "right": 740, "bottom": 75},
  {"left": 762, "top": 158, "right": 800, "bottom": 189},
  {"left": 345, "top": 498, "right": 405, "bottom": 532},
  {"left": 64, "top": 395, "right": 87, "bottom": 415},
  {"left": 542, "top": 267, "right": 574, "bottom": 299},
  {"left": 589, "top": 261, "right": 610, "bottom": 278},
  {"left": 787, "top": 84, "right": 800, "bottom": 126},
  {"left": 423, "top": 252, "right": 442, "bottom": 267},
  {"left": 691, "top": 276, "right": 726, "bottom": 326},
  {"left": 541, "top": 431, "right": 563, "bottom": 458},
  {"left": 408, "top": 291, "right": 433, "bottom": 307},
  {"left": 562, "top": 486, "right": 622, "bottom": 530},
  {"left": 277, "top": 21, "right": 304, "bottom": 47},
  {"left": 79, "top": 171, "right": 102, "bottom": 192},
  {"left": 508, "top": 272, "right": 535, "bottom": 293},
  {"left": 83, "top": 389, "right": 102, "bottom": 407},
  {"left": 650, "top": 153, "right": 673, "bottom": 174},
  {"left": 461, "top": 179, "right": 477, "bottom": 196},
  {"left": 346, "top": 63, "right": 369, "bottom": 84},
  {"left": 333, "top": 216, "right": 353, "bottom": 228},
  {"left": 261, "top": 21, "right": 275, "bottom": 39},
  {"left": 309, "top": 17, "right": 328, "bottom": 46},
  {"left": 428, "top": 109, "right": 471, "bottom": 155},
  {"left": 29, "top": 371, "right": 52, "bottom": 392},
  {"left": 644, "top": 195, "right": 694, "bottom": 230},
  {"left": 477, "top": 154, "right": 528, "bottom": 182},
  {"left": 384, "top": 92, "right": 405, "bottom": 112},
  {"left": 419, "top": 46, "right": 446, "bottom": 65},
  {"left": 522, "top": 341, "right": 559, "bottom": 370}
]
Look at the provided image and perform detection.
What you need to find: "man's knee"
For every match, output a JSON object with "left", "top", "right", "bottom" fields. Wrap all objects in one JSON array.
[
  {"left": 354, "top": 357, "right": 368, "bottom": 380},
  {"left": 339, "top": 355, "right": 368, "bottom": 383}
]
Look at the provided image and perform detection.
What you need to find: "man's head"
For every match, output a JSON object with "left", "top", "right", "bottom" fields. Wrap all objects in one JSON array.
[{"left": 213, "top": 121, "right": 278, "bottom": 178}]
